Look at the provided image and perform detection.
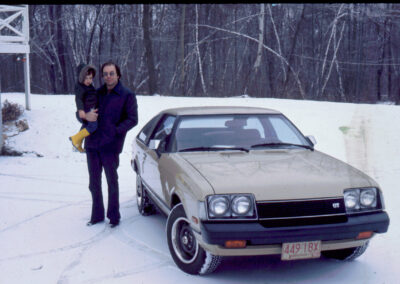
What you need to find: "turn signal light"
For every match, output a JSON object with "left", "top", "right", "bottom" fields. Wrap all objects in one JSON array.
[
  {"left": 356, "top": 231, "right": 373, "bottom": 239},
  {"left": 225, "top": 240, "right": 246, "bottom": 248}
]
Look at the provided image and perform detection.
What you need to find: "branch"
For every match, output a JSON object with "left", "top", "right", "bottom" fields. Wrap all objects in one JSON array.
[
  {"left": 253, "top": 4, "right": 265, "bottom": 71},
  {"left": 321, "top": 21, "right": 346, "bottom": 97},
  {"left": 321, "top": 4, "right": 345, "bottom": 79},
  {"left": 198, "top": 24, "right": 306, "bottom": 99},
  {"left": 267, "top": 4, "right": 286, "bottom": 81},
  {"left": 195, "top": 5, "right": 207, "bottom": 96}
]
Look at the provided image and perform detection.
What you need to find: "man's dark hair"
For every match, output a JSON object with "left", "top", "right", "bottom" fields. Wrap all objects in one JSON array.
[{"left": 101, "top": 61, "right": 121, "bottom": 79}]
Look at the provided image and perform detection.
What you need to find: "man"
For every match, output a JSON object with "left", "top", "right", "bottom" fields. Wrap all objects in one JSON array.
[{"left": 85, "top": 61, "right": 138, "bottom": 228}]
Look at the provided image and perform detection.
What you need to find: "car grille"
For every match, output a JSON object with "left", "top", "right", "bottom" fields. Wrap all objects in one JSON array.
[{"left": 256, "top": 198, "right": 347, "bottom": 227}]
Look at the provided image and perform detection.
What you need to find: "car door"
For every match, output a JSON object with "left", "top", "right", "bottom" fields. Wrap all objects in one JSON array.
[
  {"left": 135, "top": 114, "right": 160, "bottom": 180},
  {"left": 144, "top": 115, "right": 176, "bottom": 200}
]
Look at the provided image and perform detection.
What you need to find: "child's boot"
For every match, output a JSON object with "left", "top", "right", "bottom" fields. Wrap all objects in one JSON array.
[{"left": 69, "top": 128, "right": 90, "bottom": 153}]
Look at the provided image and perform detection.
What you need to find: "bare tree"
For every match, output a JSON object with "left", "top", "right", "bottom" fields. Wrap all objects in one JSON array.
[
  {"left": 1, "top": 4, "right": 399, "bottom": 104},
  {"left": 142, "top": 4, "right": 157, "bottom": 95},
  {"left": 195, "top": 5, "right": 207, "bottom": 96}
]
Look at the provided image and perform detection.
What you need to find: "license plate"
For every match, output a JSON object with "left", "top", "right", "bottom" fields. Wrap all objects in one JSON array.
[{"left": 281, "top": 240, "right": 321, "bottom": 260}]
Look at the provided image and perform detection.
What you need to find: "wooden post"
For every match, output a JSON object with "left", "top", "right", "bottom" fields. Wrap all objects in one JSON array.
[
  {"left": 24, "top": 53, "right": 31, "bottom": 110},
  {"left": 22, "top": 5, "right": 31, "bottom": 110}
]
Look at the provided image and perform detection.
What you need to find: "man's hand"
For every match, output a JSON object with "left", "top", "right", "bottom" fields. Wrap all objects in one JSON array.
[
  {"left": 78, "top": 110, "right": 86, "bottom": 119},
  {"left": 85, "top": 109, "right": 98, "bottom": 122}
]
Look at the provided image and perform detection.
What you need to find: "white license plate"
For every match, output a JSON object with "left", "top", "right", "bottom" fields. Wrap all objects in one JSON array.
[{"left": 281, "top": 240, "right": 321, "bottom": 260}]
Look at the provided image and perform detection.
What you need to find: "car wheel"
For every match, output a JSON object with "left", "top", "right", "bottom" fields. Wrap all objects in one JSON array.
[
  {"left": 322, "top": 241, "right": 369, "bottom": 261},
  {"left": 167, "top": 204, "right": 221, "bottom": 275},
  {"left": 136, "top": 174, "right": 155, "bottom": 216}
]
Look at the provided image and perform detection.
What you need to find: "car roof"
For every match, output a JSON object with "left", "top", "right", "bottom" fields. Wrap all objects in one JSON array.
[{"left": 158, "top": 106, "right": 281, "bottom": 116}]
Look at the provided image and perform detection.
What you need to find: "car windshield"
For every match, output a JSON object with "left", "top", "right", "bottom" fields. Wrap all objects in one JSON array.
[{"left": 172, "top": 114, "right": 310, "bottom": 152}]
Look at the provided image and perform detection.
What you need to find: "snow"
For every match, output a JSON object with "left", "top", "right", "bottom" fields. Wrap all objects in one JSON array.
[{"left": 0, "top": 92, "right": 398, "bottom": 283}]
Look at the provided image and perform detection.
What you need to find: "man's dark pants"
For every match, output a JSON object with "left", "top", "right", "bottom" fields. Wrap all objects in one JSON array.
[{"left": 86, "top": 150, "right": 120, "bottom": 223}]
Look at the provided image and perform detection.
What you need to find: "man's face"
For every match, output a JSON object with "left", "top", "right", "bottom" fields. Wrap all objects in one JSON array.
[
  {"left": 83, "top": 74, "right": 93, "bottom": 87},
  {"left": 102, "top": 65, "right": 119, "bottom": 90}
]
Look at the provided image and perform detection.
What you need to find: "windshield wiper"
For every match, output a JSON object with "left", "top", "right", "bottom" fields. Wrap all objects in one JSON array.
[
  {"left": 178, "top": 146, "right": 249, "bottom": 153},
  {"left": 251, "top": 142, "right": 313, "bottom": 151}
]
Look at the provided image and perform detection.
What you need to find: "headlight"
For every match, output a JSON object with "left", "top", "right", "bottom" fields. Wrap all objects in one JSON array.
[
  {"left": 232, "top": 196, "right": 252, "bottom": 216},
  {"left": 207, "top": 194, "right": 256, "bottom": 219},
  {"left": 344, "top": 190, "right": 359, "bottom": 210},
  {"left": 208, "top": 196, "right": 230, "bottom": 217},
  {"left": 360, "top": 188, "right": 376, "bottom": 207},
  {"left": 344, "top": 188, "right": 380, "bottom": 213}
]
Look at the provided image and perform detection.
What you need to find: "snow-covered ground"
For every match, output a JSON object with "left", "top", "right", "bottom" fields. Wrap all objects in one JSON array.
[{"left": 0, "top": 93, "right": 398, "bottom": 283}]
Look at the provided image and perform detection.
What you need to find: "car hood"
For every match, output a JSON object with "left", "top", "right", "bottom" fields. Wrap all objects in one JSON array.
[{"left": 179, "top": 149, "right": 377, "bottom": 201}]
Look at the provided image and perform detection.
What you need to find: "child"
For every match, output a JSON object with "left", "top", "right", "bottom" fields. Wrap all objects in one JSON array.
[{"left": 69, "top": 64, "right": 98, "bottom": 153}]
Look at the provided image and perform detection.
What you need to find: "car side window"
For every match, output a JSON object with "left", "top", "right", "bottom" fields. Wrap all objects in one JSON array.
[
  {"left": 150, "top": 115, "right": 176, "bottom": 141},
  {"left": 138, "top": 115, "right": 160, "bottom": 143}
]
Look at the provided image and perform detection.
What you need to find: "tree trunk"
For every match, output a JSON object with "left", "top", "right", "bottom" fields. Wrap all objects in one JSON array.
[
  {"left": 142, "top": 4, "right": 157, "bottom": 95},
  {"left": 282, "top": 5, "right": 305, "bottom": 99},
  {"left": 179, "top": 5, "right": 186, "bottom": 95},
  {"left": 86, "top": 5, "right": 102, "bottom": 64},
  {"left": 195, "top": 5, "right": 207, "bottom": 96},
  {"left": 55, "top": 5, "right": 68, "bottom": 92}
]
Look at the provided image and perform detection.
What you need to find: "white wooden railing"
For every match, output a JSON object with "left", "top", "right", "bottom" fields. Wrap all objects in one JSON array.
[{"left": 0, "top": 5, "right": 29, "bottom": 43}]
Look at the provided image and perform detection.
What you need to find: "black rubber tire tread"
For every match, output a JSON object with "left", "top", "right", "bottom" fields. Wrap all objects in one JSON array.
[
  {"left": 136, "top": 174, "right": 155, "bottom": 216},
  {"left": 167, "top": 204, "right": 221, "bottom": 275},
  {"left": 322, "top": 241, "right": 369, "bottom": 261}
]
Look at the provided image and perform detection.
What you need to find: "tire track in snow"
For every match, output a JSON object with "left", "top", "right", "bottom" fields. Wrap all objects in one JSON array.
[
  {"left": 0, "top": 199, "right": 90, "bottom": 234},
  {"left": 342, "top": 106, "right": 373, "bottom": 176},
  {"left": 0, "top": 172, "right": 88, "bottom": 186},
  {"left": 0, "top": 194, "right": 71, "bottom": 204},
  {"left": 0, "top": 223, "right": 110, "bottom": 263},
  {"left": 114, "top": 213, "right": 171, "bottom": 260},
  {"left": 56, "top": 211, "right": 172, "bottom": 283}
]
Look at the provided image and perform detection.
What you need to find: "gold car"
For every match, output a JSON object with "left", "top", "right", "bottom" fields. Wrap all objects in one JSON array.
[{"left": 131, "top": 106, "right": 389, "bottom": 275}]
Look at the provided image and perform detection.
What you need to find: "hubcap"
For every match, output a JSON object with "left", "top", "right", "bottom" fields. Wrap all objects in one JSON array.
[{"left": 171, "top": 217, "right": 199, "bottom": 264}]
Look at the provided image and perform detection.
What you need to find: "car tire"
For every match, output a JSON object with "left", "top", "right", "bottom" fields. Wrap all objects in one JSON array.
[
  {"left": 167, "top": 204, "right": 221, "bottom": 275},
  {"left": 322, "top": 241, "right": 369, "bottom": 261},
  {"left": 136, "top": 174, "right": 155, "bottom": 216}
]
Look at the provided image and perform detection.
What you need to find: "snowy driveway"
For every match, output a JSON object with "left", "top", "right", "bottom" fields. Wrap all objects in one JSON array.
[{"left": 0, "top": 94, "right": 398, "bottom": 283}]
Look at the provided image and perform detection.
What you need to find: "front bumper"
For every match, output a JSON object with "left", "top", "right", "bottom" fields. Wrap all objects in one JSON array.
[{"left": 200, "top": 211, "right": 389, "bottom": 246}]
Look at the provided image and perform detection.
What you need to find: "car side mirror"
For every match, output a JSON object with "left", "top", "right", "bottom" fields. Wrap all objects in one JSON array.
[
  {"left": 149, "top": 138, "right": 168, "bottom": 158},
  {"left": 306, "top": 135, "right": 317, "bottom": 146},
  {"left": 149, "top": 139, "right": 161, "bottom": 150}
]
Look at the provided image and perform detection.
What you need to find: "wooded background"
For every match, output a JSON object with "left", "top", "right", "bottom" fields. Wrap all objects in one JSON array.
[{"left": 1, "top": 4, "right": 400, "bottom": 104}]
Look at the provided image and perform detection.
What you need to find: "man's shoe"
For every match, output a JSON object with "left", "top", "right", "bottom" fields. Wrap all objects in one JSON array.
[
  {"left": 86, "top": 219, "right": 104, "bottom": 226},
  {"left": 110, "top": 221, "right": 120, "bottom": 228}
]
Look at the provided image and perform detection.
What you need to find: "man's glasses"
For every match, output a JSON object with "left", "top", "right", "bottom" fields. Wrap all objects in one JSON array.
[{"left": 103, "top": 71, "right": 116, "bottom": 77}]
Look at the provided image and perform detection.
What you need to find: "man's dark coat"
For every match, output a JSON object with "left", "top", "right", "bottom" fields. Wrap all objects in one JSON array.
[{"left": 85, "top": 81, "right": 138, "bottom": 153}]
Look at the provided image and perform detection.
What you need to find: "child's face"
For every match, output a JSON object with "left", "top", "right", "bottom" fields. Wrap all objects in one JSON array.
[{"left": 83, "top": 74, "right": 93, "bottom": 86}]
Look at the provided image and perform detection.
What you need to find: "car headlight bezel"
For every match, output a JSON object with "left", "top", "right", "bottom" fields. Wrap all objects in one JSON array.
[
  {"left": 344, "top": 187, "right": 382, "bottom": 214},
  {"left": 208, "top": 195, "right": 230, "bottom": 218},
  {"left": 231, "top": 195, "right": 253, "bottom": 216},
  {"left": 206, "top": 194, "right": 257, "bottom": 220}
]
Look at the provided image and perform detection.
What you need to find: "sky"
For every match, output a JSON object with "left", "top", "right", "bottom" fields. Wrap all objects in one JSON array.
[{"left": 0, "top": 93, "right": 398, "bottom": 283}]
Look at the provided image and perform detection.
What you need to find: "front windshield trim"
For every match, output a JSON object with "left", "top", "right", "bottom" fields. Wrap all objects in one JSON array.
[{"left": 172, "top": 113, "right": 313, "bottom": 153}]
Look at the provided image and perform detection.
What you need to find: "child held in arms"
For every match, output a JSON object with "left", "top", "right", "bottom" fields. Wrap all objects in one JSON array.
[{"left": 69, "top": 63, "right": 98, "bottom": 153}]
